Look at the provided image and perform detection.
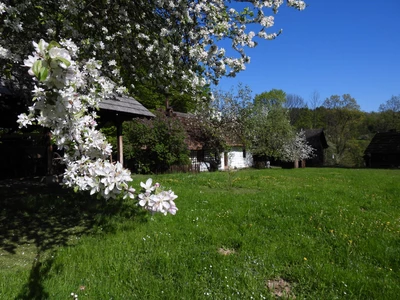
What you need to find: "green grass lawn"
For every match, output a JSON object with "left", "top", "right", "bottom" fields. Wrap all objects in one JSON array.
[{"left": 1, "top": 168, "right": 399, "bottom": 299}]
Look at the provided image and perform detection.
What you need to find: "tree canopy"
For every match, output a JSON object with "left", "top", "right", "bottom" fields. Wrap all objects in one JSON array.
[
  {"left": 378, "top": 95, "right": 400, "bottom": 131},
  {"left": 1, "top": 0, "right": 307, "bottom": 99},
  {"left": 249, "top": 89, "right": 293, "bottom": 159},
  {"left": 322, "top": 94, "right": 362, "bottom": 164}
]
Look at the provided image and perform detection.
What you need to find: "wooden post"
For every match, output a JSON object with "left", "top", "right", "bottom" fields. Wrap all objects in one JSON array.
[{"left": 116, "top": 116, "right": 124, "bottom": 165}]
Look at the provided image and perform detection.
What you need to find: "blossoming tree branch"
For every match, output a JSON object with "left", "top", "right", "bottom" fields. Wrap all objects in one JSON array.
[{"left": 0, "top": 0, "right": 306, "bottom": 212}]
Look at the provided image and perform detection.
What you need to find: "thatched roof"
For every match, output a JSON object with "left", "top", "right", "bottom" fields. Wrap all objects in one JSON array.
[
  {"left": 168, "top": 109, "right": 245, "bottom": 151},
  {"left": 168, "top": 111, "right": 203, "bottom": 150},
  {"left": 364, "top": 131, "right": 400, "bottom": 154}
]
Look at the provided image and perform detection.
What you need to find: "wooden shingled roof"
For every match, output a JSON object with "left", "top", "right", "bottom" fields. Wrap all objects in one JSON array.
[
  {"left": 99, "top": 94, "right": 154, "bottom": 118},
  {"left": 364, "top": 131, "right": 400, "bottom": 154}
]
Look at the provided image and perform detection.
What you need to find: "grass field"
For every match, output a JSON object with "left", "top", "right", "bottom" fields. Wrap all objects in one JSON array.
[{"left": 1, "top": 168, "right": 399, "bottom": 299}]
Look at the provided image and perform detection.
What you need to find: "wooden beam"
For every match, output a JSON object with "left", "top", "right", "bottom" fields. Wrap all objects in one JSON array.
[{"left": 116, "top": 115, "right": 124, "bottom": 165}]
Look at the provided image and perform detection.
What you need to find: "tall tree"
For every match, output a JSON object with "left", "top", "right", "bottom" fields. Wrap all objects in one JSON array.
[
  {"left": 322, "top": 94, "right": 362, "bottom": 164},
  {"left": 1, "top": 0, "right": 307, "bottom": 99},
  {"left": 254, "top": 88, "right": 287, "bottom": 108},
  {"left": 285, "top": 93, "right": 309, "bottom": 127},
  {"left": 249, "top": 89, "right": 293, "bottom": 159},
  {"left": 212, "top": 83, "right": 253, "bottom": 146},
  {"left": 285, "top": 93, "right": 306, "bottom": 109},
  {"left": 378, "top": 95, "right": 400, "bottom": 131},
  {"left": 309, "top": 90, "right": 322, "bottom": 129}
]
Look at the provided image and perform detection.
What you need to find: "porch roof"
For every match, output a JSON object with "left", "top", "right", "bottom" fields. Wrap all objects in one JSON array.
[{"left": 99, "top": 94, "right": 154, "bottom": 118}]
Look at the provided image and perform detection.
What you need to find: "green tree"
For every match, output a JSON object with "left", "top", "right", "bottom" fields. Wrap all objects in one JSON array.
[
  {"left": 322, "top": 94, "right": 362, "bottom": 165},
  {"left": 248, "top": 89, "right": 293, "bottom": 159},
  {"left": 212, "top": 84, "right": 253, "bottom": 146},
  {"left": 133, "top": 81, "right": 200, "bottom": 113},
  {"left": 378, "top": 95, "right": 400, "bottom": 131},
  {"left": 309, "top": 90, "right": 322, "bottom": 129},
  {"left": 254, "top": 89, "right": 287, "bottom": 108},
  {"left": 363, "top": 111, "right": 388, "bottom": 134}
]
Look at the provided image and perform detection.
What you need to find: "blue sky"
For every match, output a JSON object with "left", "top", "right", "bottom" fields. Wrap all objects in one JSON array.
[{"left": 216, "top": 0, "right": 400, "bottom": 112}]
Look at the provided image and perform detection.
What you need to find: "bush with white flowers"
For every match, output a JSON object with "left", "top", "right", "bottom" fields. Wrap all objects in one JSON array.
[{"left": 281, "top": 129, "right": 315, "bottom": 163}]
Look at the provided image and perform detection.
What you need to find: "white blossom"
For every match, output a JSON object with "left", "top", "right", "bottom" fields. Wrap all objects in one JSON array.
[
  {"left": 0, "top": 2, "right": 7, "bottom": 14},
  {"left": 0, "top": 45, "right": 10, "bottom": 58},
  {"left": 281, "top": 130, "right": 315, "bottom": 162},
  {"left": 17, "top": 113, "right": 33, "bottom": 128}
]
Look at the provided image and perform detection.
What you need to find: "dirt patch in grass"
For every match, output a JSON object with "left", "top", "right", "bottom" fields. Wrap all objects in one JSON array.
[
  {"left": 266, "top": 277, "right": 296, "bottom": 299},
  {"left": 217, "top": 247, "right": 236, "bottom": 256}
]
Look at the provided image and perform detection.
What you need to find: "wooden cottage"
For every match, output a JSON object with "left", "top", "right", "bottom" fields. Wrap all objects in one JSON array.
[
  {"left": 364, "top": 130, "right": 400, "bottom": 168},
  {"left": 166, "top": 108, "right": 252, "bottom": 172}
]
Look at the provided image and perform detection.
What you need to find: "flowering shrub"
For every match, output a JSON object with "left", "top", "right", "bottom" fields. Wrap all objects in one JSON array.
[{"left": 281, "top": 129, "right": 315, "bottom": 163}]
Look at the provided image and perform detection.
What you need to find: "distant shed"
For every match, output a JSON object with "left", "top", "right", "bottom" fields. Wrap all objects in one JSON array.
[{"left": 364, "top": 131, "right": 400, "bottom": 168}]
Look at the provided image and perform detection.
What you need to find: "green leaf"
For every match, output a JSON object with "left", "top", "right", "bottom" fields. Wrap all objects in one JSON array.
[
  {"left": 32, "top": 60, "right": 42, "bottom": 79},
  {"left": 39, "top": 67, "right": 49, "bottom": 81},
  {"left": 48, "top": 40, "right": 61, "bottom": 50},
  {"left": 56, "top": 57, "right": 71, "bottom": 67},
  {"left": 74, "top": 111, "right": 85, "bottom": 119}
]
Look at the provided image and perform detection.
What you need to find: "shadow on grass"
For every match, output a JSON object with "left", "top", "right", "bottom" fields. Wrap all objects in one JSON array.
[
  {"left": 15, "top": 256, "right": 53, "bottom": 300},
  {"left": 0, "top": 177, "right": 147, "bottom": 299}
]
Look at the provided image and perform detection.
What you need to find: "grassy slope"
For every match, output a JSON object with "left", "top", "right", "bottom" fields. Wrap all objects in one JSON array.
[{"left": 1, "top": 168, "right": 399, "bottom": 299}]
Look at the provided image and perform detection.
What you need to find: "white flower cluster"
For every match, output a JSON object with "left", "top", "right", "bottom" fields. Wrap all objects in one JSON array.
[
  {"left": 281, "top": 130, "right": 315, "bottom": 162},
  {"left": 16, "top": 39, "right": 177, "bottom": 214},
  {"left": 138, "top": 179, "right": 178, "bottom": 215},
  {"left": 63, "top": 158, "right": 135, "bottom": 200},
  {"left": 20, "top": 40, "right": 113, "bottom": 160}
]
